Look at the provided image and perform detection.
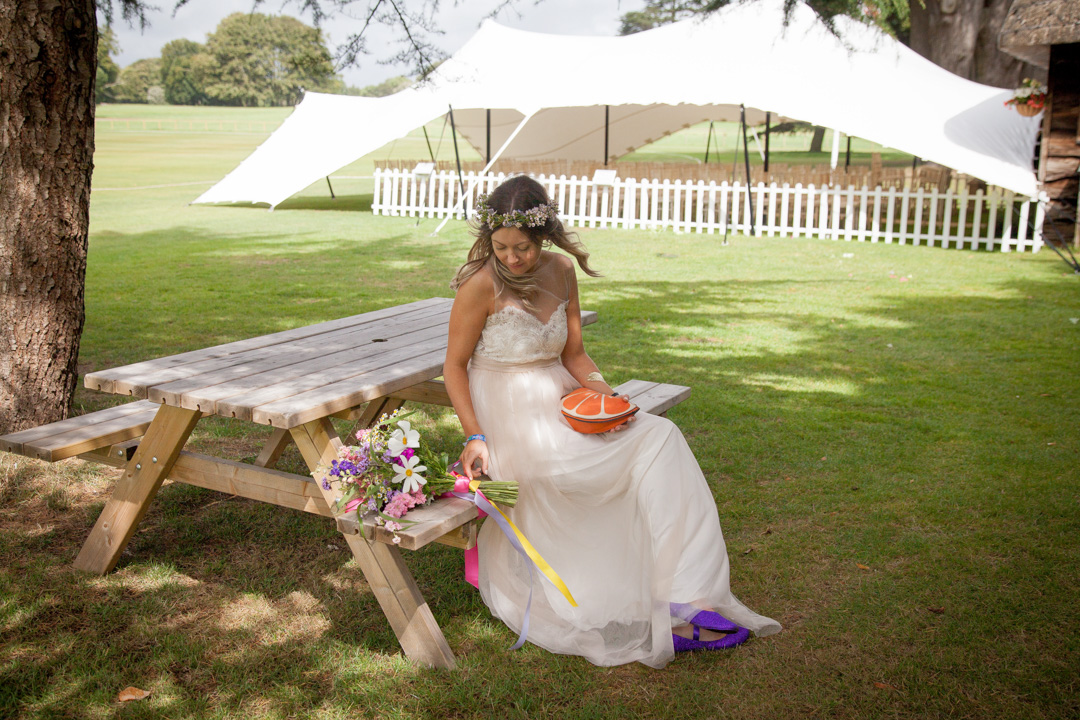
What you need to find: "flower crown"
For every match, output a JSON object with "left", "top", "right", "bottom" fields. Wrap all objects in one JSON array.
[{"left": 474, "top": 194, "right": 560, "bottom": 229}]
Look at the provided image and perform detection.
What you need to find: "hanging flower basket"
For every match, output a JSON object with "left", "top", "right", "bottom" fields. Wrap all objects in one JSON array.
[{"left": 1005, "top": 78, "right": 1047, "bottom": 117}]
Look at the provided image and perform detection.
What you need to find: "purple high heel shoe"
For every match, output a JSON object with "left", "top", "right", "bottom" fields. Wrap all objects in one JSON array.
[
  {"left": 670, "top": 603, "right": 742, "bottom": 634},
  {"left": 672, "top": 624, "right": 751, "bottom": 653},
  {"left": 688, "top": 609, "right": 741, "bottom": 633}
]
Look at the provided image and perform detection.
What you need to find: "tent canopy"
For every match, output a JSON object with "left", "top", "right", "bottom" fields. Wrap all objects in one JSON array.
[{"left": 194, "top": 0, "right": 1041, "bottom": 209}]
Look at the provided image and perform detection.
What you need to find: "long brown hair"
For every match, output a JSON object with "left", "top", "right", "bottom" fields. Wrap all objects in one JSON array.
[{"left": 451, "top": 175, "right": 599, "bottom": 308}]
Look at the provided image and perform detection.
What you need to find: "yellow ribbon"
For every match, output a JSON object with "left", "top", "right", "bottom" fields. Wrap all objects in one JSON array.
[{"left": 470, "top": 479, "right": 578, "bottom": 608}]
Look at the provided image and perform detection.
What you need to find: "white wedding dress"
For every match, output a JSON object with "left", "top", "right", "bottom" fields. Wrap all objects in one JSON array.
[{"left": 467, "top": 253, "right": 780, "bottom": 668}]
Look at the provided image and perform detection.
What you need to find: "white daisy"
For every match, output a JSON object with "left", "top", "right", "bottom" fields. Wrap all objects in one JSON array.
[
  {"left": 388, "top": 420, "right": 420, "bottom": 457},
  {"left": 393, "top": 454, "right": 428, "bottom": 494}
]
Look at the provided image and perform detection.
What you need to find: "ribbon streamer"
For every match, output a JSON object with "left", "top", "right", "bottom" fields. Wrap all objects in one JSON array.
[{"left": 452, "top": 478, "right": 577, "bottom": 650}]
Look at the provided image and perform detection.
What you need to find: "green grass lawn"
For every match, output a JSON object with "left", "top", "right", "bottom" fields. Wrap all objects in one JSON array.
[{"left": 1, "top": 107, "right": 1077, "bottom": 720}]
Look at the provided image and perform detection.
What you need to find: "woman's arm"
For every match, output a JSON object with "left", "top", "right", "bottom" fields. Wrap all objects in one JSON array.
[
  {"left": 560, "top": 259, "right": 621, "bottom": 398},
  {"left": 444, "top": 271, "right": 493, "bottom": 478}
]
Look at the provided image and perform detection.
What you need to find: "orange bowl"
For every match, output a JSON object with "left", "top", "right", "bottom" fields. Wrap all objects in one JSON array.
[{"left": 561, "top": 388, "right": 639, "bottom": 433}]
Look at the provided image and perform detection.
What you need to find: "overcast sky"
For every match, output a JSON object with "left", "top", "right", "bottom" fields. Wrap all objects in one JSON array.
[{"left": 106, "top": 0, "right": 639, "bottom": 89}]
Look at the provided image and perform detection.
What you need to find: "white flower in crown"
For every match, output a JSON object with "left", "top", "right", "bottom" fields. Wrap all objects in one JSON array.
[
  {"left": 393, "top": 455, "right": 428, "bottom": 493},
  {"left": 388, "top": 420, "right": 420, "bottom": 457}
]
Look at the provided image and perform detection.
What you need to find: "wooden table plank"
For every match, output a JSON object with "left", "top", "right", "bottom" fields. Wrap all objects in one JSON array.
[
  {"left": 626, "top": 383, "right": 691, "bottom": 416},
  {"left": 136, "top": 303, "right": 450, "bottom": 402},
  {"left": 0, "top": 400, "right": 159, "bottom": 455},
  {"left": 213, "top": 330, "right": 447, "bottom": 424},
  {"left": 25, "top": 405, "right": 161, "bottom": 461},
  {"left": 148, "top": 311, "right": 451, "bottom": 411},
  {"left": 335, "top": 496, "right": 479, "bottom": 550},
  {"left": 85, "top": 297, "right": 451, "bottom": 395},
  {"left": 168, "top": 451, "right": 332, "bottom": 517},
  {"left": 253, "top": 347, "right": 448, "bottom": 428}
]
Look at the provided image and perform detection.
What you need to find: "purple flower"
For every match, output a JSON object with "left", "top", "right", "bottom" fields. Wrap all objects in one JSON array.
[{"left": 322, "top": 478, "right": 331, "bottom": 491}]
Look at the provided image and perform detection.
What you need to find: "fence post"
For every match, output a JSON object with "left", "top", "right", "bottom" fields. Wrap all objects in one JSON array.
[
  {"left": 954, "top": 186, "right": 968, "bottom": 249},
  {"left": 884, "top": 186, "right": 896, "bottom": 243},
  {"left": 941, "top": 189, "right": 954, "bottom": 248},
  {"left": 1016, "top": 196, "right": 1032, "bottom": 251},
  {"left": 792, "top": 183, "right": 803, "bottom": 238},
  {"left": 870, "top": 186, "right": 883, "bottom": 243},
  {"left": 1001, "top": 191, "right": 1015, "bottom": 252},
  {"left": 707, "top": 181, "right": 717, "bottom": 234},
  {"left": 624, "top": 178, "right": 637, "bottom": 229},
  {"left": 372, "top": 168, "right": 384, "bottom": 215},
  {"left": 1032, "top": 194, "right": 1046, "bottom": 252},
  {"left": 971, "top": 190, "right": 984, "bottom": 249},
  {"left": 926, "top": 188, "right": 939, "bottom": 247},
  {"left": 719, "top": 182, "right": 730, "bottom": 235},
  {"left": 695, "top": 180, "right": 705, "bottom": 234},
  {"left": 856, "top": 186, "right": 868, "bottom": 242},
  {"left": 912, "top": 188, "right": 925, "bottom": 245}
]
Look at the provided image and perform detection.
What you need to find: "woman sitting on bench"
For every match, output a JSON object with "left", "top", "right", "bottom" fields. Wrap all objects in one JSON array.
[{"left": 444, "top": 175, "right": 781, "bottom": 668}]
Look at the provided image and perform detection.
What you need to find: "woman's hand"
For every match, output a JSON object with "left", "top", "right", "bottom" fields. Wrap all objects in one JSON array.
[
  {"left": 607, "top": 393, "right": 636, "bottom": 433},
  {"left": 459, "top": 438, "right": 489, "bottom": 479}
]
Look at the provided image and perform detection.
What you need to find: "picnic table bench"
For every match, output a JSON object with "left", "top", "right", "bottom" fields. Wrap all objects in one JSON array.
[{"left": 0, "top": 297, "right": 691, "bottom": 669}]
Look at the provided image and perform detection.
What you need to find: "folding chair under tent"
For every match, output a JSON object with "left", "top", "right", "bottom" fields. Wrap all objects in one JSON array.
[{"left": 192, "top": 0, "right": 1040, "bottom": 213}]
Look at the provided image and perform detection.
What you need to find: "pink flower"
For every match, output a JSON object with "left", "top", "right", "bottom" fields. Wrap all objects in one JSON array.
[
  {"left": 385, "top": 521, "right": 402, "bottom": 532},
  {"left": 383, "top": 489, "right": 425, "bottom": 518}
]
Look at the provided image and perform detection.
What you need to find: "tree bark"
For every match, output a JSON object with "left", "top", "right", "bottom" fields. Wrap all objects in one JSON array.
[
  {"left": 809, "top": 126, "right": 826, "bottom": 153},
  {"left": 0, "top": 0, "right": 96, "bottom": 434},
  {"left": 909, "top": 0, "right": 1043, "bottom": 88}
]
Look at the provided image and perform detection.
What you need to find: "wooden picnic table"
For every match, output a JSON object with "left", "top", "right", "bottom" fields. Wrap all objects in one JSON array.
[{"left": 68, "top": 297, "right": 601, "bottom": 669}]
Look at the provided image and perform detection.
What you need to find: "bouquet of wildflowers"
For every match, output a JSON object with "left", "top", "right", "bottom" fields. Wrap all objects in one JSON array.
[{"left": 320, "top": 408, "right": 516, "bottom": 542}]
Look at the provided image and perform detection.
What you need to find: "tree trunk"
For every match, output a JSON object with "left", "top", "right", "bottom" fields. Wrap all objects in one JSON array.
[
  {"left": 909, "top": 0, "right": 1043, "bottom": 88},
  {"left": 0, "top": 0, "right": 96, "bottom": 434},
  {"left": 809, "top": 126, "right": 826, "bottom": 153}
]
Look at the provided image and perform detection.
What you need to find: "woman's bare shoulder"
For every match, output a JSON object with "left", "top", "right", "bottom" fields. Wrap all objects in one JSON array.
[
  {"left": 545, "top": 251, "right": 574, "bottom": 271},
  {"left": 455, "top": 261, "right": 495, "bottom": 304}
]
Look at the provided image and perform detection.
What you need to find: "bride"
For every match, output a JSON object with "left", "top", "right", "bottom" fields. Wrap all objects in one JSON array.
[{"left": 443, "top": 175, "right": 780, "bottom": 668}]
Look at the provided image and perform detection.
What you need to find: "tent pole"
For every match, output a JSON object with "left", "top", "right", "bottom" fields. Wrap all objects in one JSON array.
[
  {"left": 764, "top": 112, "right": 770, "bottom": 172},
  {"left": 730, "top": 115, "right": 741, "bottom": 183},
  {"left": 704, "top": 121, "right": 713, "bottom": 164},
  {"left": 422, "top": 126, "right": 437, "bottom": 163},
  {"left": 432, "top": 112, "right": 537, "bottom": 235},
  {"left": 448, "top": 106, "right": 467, "bottom": 217},
  {"left": 724, "top": 116, "right": 742, "bottom": 246},
  {"left": 830, "top": 129, "right": 841, "bottom": 170},
  {"left": 325, "top": 176, "right": 336, "bottom": 199},
  {"left": 845, "top": 135, "right": 851, "bottom": 172},
  {"left": 741, "top": 104, "right": 755, "bottom": 237},
  {"left": 604, "top": 105, "right": 610, "bottom": 166},
  {"left": 486, "top": 109, "right": 491, "bottom": 164}
]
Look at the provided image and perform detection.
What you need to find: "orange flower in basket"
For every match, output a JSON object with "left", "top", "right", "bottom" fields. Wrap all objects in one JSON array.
[{"left": 561, "top": 388, "right": 639, "bottom": 433}]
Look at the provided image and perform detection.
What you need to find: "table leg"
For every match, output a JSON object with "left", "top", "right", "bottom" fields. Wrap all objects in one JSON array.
[
  {"left": 354, "top": 397, "right": 406, "bottom": 430},
  {"left": 290, "top": 417, "right": 457, "bottom": 670},
  {"left": 73, "top": 404, "right": 202, "bottom": 575},
  {"left": 254, "top": 427, "right": 292, "bottom": 469}
]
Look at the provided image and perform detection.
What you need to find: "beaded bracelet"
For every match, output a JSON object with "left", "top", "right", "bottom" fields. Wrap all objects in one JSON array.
[{"left": 464, "top": 433, "right": 486, "bottom": 445}]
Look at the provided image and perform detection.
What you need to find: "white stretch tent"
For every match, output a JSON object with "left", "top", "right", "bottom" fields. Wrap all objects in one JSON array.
[{"left": 193, "top": 0, "right": 1041, "bottom": 209}]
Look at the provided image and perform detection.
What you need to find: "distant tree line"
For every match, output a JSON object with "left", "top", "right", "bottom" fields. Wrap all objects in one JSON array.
[{"left": 96, "top": 12, "right": 413, "bottom": 107}]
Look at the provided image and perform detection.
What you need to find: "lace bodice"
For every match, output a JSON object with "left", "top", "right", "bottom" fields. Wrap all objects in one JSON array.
[
  {"left": 475, "top": 302, "right": 568, "bottom": 363},
  {"left": 472, "top": 252, "right": 574, "bottom": 364}
]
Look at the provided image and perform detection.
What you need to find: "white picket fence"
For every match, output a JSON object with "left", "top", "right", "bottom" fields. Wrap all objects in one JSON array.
[{"left": 373, "top": 169, "right": 1046, "bottom": 252}]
